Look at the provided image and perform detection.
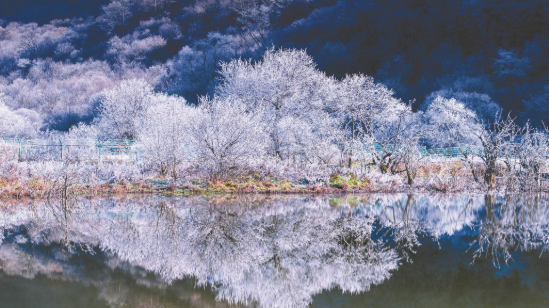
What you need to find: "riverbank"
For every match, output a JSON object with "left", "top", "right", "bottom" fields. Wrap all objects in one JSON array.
[
  {"left": 3, "top": 156, "right": 548, "bottom": 200},
  {"left": 0, "top": 171, "right": 516, "bottom": 200},
  {"left": 0, "top": 177, "right": 407, "bottom": 199}
]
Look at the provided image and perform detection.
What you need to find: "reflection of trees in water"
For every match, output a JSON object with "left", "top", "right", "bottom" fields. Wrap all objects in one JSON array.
[
  {"left": 98, "top": 199, "right": 399, "bottom": 308},
  {"left": 472, "top": 194, "right": 549, "bottom": 267},
  {"left": 1, "top": 194, "right": 549, "bottom": 307},
  {"left": 0, "top": 196, "right": 400, "bottom": 308},
  {"left": 365, "top": 194, "right": 549, "bottom": 268}
]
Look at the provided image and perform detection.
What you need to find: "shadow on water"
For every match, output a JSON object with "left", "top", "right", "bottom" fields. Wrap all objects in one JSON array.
[{"left": 1, "top": 194, "right": 549, "bottom": 307}]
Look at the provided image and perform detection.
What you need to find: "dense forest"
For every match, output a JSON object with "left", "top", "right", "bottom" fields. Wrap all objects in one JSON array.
[{"left": 1, "top": 0, "right": 549, "bottom": 132}]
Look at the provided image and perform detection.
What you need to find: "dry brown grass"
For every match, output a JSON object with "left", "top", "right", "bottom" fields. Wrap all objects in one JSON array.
[{"left": 3, "top": 158, "right": 548, "bottom": 201}]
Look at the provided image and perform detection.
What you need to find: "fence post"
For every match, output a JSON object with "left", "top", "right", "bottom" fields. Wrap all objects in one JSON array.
[
  {"left": 17, "top": 138, "right": 21, "bottom": 161},
  {"left": 59, "top": 139, "right": 63, "bottom": 160},
  {"left": 98, "top": 139, "right": 102, "bottom": 162}
]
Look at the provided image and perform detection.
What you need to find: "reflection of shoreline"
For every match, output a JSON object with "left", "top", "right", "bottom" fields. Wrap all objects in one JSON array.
[
  {"left": 1, "top": 194, "right": 549, "bottom": 308},
  {"left": 0, "top": 174, "right": 527, "bottom": 200}
]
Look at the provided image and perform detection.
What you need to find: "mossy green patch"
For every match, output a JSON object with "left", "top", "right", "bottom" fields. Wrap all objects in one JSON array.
[
  {"left": 329, "top": 197, "right": 345, "bottom": 207},
  {"left": 347, "top": 196, "right": 359, "bottom": 207},
  {"left": 279, "top": 180, "right": 295, "bottom": 191},
  {"left": 329, "top": 175, "right": 347, "bottom": 189}
]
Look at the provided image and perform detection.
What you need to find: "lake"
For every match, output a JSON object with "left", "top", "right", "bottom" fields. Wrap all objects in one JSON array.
[{"left": 1, "top": 194, "right": 549, "bottom": 308}]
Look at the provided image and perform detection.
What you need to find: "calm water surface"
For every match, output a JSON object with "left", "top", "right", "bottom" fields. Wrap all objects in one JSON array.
[{"left": 1, "top": 194, "right": 549, "bottom": 308}]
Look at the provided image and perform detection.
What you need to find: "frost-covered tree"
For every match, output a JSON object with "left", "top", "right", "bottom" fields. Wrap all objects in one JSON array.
[
  {"left": 368, "top": 103, "right": 418, "bottom": 174},
  {"left": 514, "top": 125, "right": 549, "bottom": 190},
  {"left": 334, "top": 73, "right": 418, "bottom": 173},
  {"left": 138, "top": 94, "right": 196, "bottom": 177},
  {"left": 140, "top": 0, "right": 172, "bottom": 12},
  {"left": 275, "top": 112, "right": 340, "bottom": 166},
  {"left": 423, "top": 96, "right": 482, "bottom": 147},
  {"left": 217, "top": 48, "right": 337, "bottom": 161},
  {"left": 235, "top": 0, "right": 287, "bottom": 48},
  {"left": 137, "top": 17, "right": 182, "bottom": 40},
  {"left": 59, "top": 123, "right": 101, "bottom": 162},
  {"left": 107, "top": 33, "right": 167, "bottom": 63},
  {"left": 96, "top": 79, "right": 155, "bottom": 140},
  {"left": 0, "top": 92, "right": 40, "bottom": 138},
  {"left": 168, "top": 33, "right": 246, "bottom": 99},
  {"left": 398, "top": 137, "right": 426, "bottom": 185},
  {"left": 392, "top": 112, "right": 430, "bottom": 185},
  {"left": 425, "top": 89, "right": 500, "bottom": 123},
  {"left": 0, "top": 59, "right": 166, "bottom": 131},
  {"left": 98, "top": 0, "right": 133, "bottom": 31},
  {"left": 188, "top": 96, "right": 267, "bottom": 176},
  {"left": 474, "top": 114, "right": 521, "bottom": 189},
  {"left": 335, "top": 74, "right": 407, "bottom": 167}
]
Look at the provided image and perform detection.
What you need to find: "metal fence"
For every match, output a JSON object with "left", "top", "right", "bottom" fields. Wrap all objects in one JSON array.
[
  {"left": 1, "top": 138, "right": 483, "bottom": 163},
  {"left": 366, "top": 143, "right": 483, "bottom": 159},
  {"left": 421, "top": 145, "right": 483, "bottom": 158},
  {"left": 0, "top": 138, "right": 141, "bottom": 162}
]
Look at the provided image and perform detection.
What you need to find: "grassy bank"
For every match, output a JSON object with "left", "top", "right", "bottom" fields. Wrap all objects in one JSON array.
[
  {"left": 0, "top": 163, "right": 520, "bottom": 200},
  {"left": 0, "top": 176, "right": 400, "bottom": 199},
  {"left": 3, "top": 151, "right": 549, "bottom": 200}
]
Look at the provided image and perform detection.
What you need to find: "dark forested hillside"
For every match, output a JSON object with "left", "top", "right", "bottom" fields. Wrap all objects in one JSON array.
[
  {"left": 0, "top": 0, "right": 109, "bottom": 24},
  {"left": 2, "top": 0, "right": 549, "bottom": 131}
]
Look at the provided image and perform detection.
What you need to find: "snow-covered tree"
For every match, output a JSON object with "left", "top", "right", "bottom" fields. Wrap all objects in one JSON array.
[
  {"left": 168, "top": 32, "right": 245, "bottom": 99},
  {"left": 217, "top": 48, "right": 337, "bottom": 161},
  {"left": 275, "top": 113, "right": 340, "bottom": 166},
  {"left": 138, "top": 94, "right": 196, "bottom": 177},
  {"left": 0, "top": 92, "right": 40, "bottom": 138},
  {"left": 96, "top": 79, "right": 155, "bottom": 140},
  {"left": 425, "top": 89, "right": 500, "bottom": 122},
  {"left": 335, "top": 74, "right": 407, "bottom": 167},
  {"left": 334, "top": 74, "right": 419, "bottom": 173},
  {"left": 0, "top": 59, "right": 166, "bottom": 131},
  {"left": 98, "top": 0, "right": 133, "bottom": 31},
  {"left": 235, "top": 0, "right": 287, "bottom": 48},
  {"left": 514, "top": 125, "right": 549, "bottom": 190},
  {"left": 474, "top": 114, "right": 521, "bottom": 189},
  {"left": 423, "top": 96, "right": 482, "bottom": 147},
  {"left": 59, "top": 123, "right": 101, "bottom": 162},
  {"left": 368, "top": 102, "right": 418, "bottom": 174},
  {"left": 188, "top": 96, "right": 267, "bottom": 176},
  {"left": 107, "top": 34, "right": 167, "bottom": 63},
  {"left": 140, "top": 0, "right": 172, "bottom": 12}
]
